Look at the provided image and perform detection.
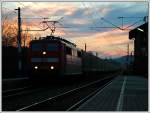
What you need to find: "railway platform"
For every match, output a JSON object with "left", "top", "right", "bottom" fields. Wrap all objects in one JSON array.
[{"left": 76, "top": 75, "right": 148, "bottom": 111}]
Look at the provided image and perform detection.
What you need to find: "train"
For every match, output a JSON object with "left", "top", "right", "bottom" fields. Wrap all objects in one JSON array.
[{"left": 28, "top": 35, "right": 121, "bottom": 79}]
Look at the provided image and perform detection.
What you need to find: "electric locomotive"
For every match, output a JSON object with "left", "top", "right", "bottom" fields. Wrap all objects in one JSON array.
[{"left": 28, "top": 36, "right": 82, "bottom": 79}]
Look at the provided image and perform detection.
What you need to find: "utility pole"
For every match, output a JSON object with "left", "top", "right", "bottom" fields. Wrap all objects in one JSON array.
[
  {"left": 126, "top": 43, "right": 129, "bottom": 69},
  {"left": 96, "top": 52, "right": 98, "bottom": 57},
  {"left": 15, "top": 7, "right": 22, "bottom": 73},
  {"left": 144, "top": 16, "right": 148, "bottom": 23},
  {"left": 128, "top": 43, "right": 130, "bottom": 62},
  {"left": 118, "top": 17, "right": 124, "bottom": 30},
  {"left": 85, "top": 43, "right": 86, "bottom": 52}
]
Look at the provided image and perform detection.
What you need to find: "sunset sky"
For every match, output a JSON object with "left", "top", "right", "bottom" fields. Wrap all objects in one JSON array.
[{"left": 2, "top": 1, "right": 148, "bottom": 58}]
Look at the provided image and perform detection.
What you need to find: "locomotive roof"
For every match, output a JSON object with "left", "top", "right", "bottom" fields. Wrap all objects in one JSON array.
[{"left": 31, "top": 35, "right": 76, "bottom": 47}]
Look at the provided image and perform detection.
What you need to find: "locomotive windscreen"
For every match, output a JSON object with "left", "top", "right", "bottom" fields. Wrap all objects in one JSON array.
[
  {"left": 31, "top": 43, "right": 42, "bottom": 51},
  {"left": 46, "top": 43, "right": 58, "bottom": 51},
  {"left": 30, "top": 42, "right": 60, "bottom": 63},
  {"left": 31, "top": 43, "right": 59, "bottom": 51}
]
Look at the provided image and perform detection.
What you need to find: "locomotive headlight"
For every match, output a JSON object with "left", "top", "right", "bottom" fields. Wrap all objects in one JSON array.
[
  {"left": 50, "top": 66, "right": 54, "bottom": 70},
  {"left": 43, "top": 51, "right": 46, "bottom": 55},
  {"left": 34, "top": 66, "right": 38, "bottom": 69}
]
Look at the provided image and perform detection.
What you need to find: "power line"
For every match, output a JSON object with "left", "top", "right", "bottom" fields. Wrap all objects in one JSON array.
[
  {"left": 2, "top": 8, "right": 16, "bottom": 18},
  {"left": 101, "top": 17, "right": 122, "bottom": 30},
  {"left": 17, "top": 2, "right": 45, "bottom": 18},
  {"left": 22, "top": 17, "right": 49, "bottom": 19},
  {"left": 118, "top": 16, "right": 145, "bottom": 18},
  {"left": 22, "top": 27, "right": 49, "bottom": 31},
  {"left": 117, "top": 16, "right": 146, "bottom": 30},
  {"left": 2, "top": 7, "right": 14, "bottom": 12},
  {"left": 18, "top": 2, "right": 26, "bottom": 8},
  {"left": 81, "top": 2, "right": 98, "bottom": 30},
  {"left": 123, "top": 19, "right": 143, "bottom": 30},
  {"left": 90, "top": 26, "right": 117, "bottom": 28},
  {"left": 41, "top": 17, "right": 71, "bottom": 36}
]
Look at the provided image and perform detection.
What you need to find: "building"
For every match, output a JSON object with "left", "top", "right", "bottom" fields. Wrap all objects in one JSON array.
[{"left": 129, "top": 22, "right": 148, "bottom": 76}]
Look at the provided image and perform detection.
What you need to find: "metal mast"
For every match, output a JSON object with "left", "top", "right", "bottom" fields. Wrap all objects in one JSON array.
[{"left": 15, "top": 7, "right": 22, "bottom": 73}]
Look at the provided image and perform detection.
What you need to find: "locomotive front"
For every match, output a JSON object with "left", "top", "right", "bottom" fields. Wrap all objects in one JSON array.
[{"left": 28, "top": 40, "right": 61, "bottom": 79}]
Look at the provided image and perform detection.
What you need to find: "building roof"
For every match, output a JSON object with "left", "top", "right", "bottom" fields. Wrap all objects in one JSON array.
[{"left": 129, "top": 22, "right": 148, "bottom": 39}]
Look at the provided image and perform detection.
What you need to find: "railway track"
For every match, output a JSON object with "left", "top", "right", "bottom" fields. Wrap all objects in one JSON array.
[
  {"left": 2, "top": 86, "right": 32, "bottom": 98},
  {"left": 2, "top": 77, "right": 77, "bottom": 98},
  {"left": 3, "top": 84, "right": 51, "bottom": 98},
  {"left": 17, "top": 75, "right": 116, "bottom": 111}
]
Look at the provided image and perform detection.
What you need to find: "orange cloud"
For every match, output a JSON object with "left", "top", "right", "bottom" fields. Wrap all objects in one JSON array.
[
  {"left": 73, "top": 29, "right": 132, "bottom": 58},
  {"left": 20, "top": 2, "right": 78, "bottom": 17}
]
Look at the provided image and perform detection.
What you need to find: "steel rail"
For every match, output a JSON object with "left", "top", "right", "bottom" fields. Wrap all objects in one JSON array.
[
  {"left": 17, "top": 75, "right": 116, "bottom": 111},
  {"left": 67, "top": 78, "right": 114, "bottom": 111},
  {"left": 3, "top": 86, "right": 32, "bottom": 98}
]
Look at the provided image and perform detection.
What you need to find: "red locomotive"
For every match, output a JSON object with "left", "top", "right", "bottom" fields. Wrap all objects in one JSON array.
[{"left": 28, "top": 36, "right": 82, "bottom": 79}]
